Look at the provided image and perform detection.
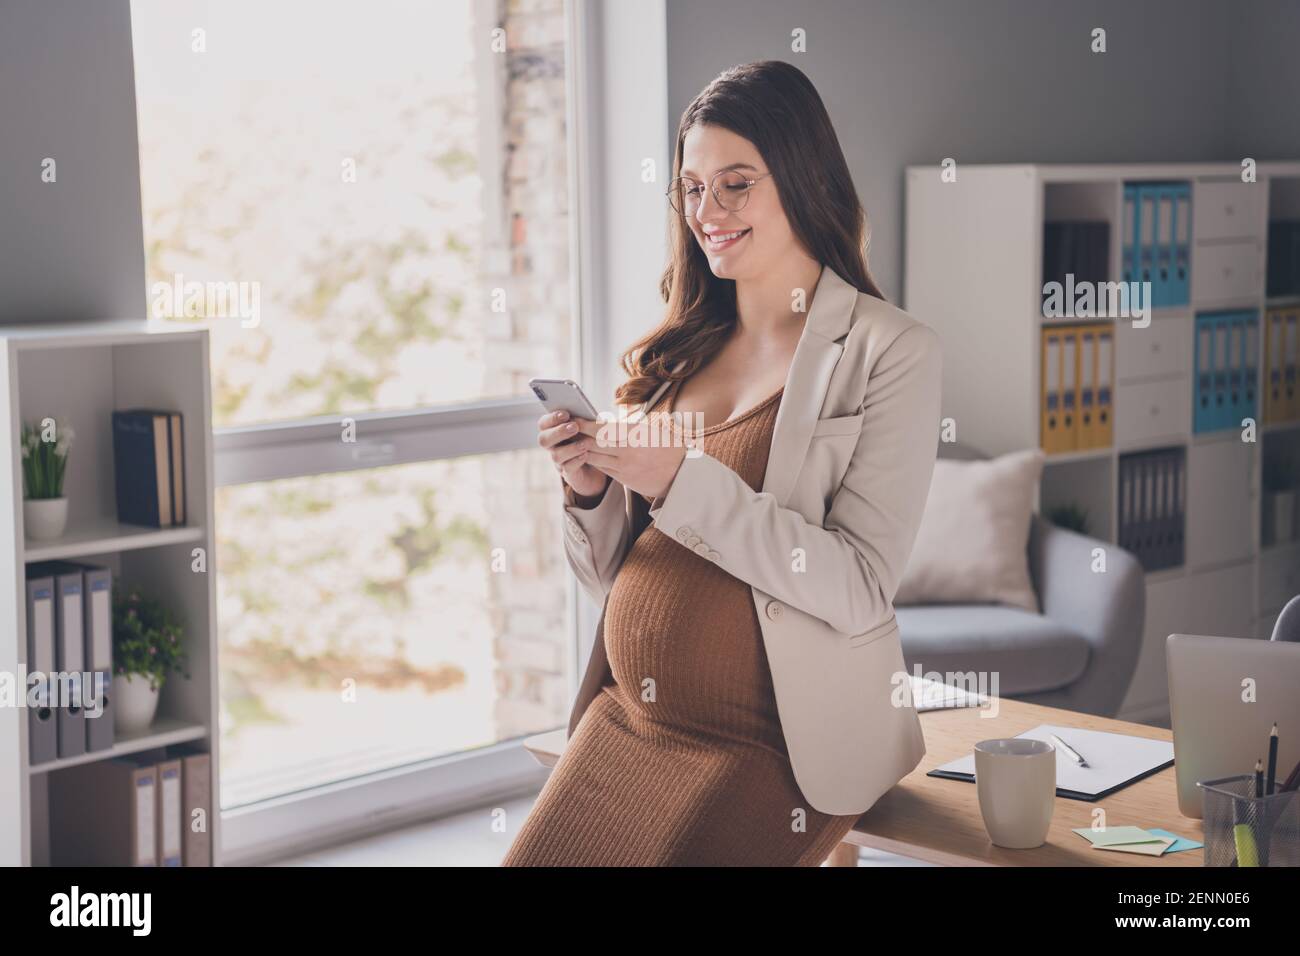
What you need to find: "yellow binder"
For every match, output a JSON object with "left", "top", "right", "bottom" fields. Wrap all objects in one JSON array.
[
  {"left": 1041, "top": 324, "right": 1082, "bottom": 454},
  {"left": 1096, "top": 327, "right": 1114, "bottom": 447},
  {"left": 1041, "top": 327, "right": 1063, "bottom": 453},
  {"left": 1079, "top": 327, "right": 1096, "bottom": 449},
  {"left": 1062, "top": 325, "right": 1078, "bottom": 452}
]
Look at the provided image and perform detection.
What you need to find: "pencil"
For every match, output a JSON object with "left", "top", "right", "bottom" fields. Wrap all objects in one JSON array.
[{"left": 1267, "top": 723, "right": 1279, "bottom": 795}]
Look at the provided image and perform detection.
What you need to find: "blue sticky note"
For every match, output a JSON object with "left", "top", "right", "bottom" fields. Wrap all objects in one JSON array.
[{"left": 1147, "top": 828, "right": 1202, "bottom": 853}]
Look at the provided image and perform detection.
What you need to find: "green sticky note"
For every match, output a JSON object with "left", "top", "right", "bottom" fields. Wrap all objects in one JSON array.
[
  {"left": 1072, "top": 826, "right": 1165, "bottom": 848},
  {"left": 1095, "top": 836, "right": 1176, "bottom": 856}
]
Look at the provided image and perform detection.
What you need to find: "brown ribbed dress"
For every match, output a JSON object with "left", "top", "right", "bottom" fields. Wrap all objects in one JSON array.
[{"left": 502, "top": 381, "right": 861, "bottom": 866}]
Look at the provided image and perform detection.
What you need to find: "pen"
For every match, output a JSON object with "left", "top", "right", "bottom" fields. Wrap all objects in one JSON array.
[
  {"left": 1266, "top": 723, "right": 1279, "bottom": 795},
  {"left": 1254, "top": 758, "right": 1264, "bottom": 799},
  {"left": 1050, "top": 733, "right": 1089, "bottom": 768}
]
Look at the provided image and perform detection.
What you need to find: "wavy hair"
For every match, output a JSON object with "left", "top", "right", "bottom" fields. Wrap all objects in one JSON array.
[{"left": 615, "top": 60, "right": 886, "bottom": 406}]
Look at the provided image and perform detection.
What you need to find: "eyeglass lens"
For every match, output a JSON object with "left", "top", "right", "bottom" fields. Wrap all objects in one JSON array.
[{"left": 669, "top": 170, "right": 755, "bottom": 217}]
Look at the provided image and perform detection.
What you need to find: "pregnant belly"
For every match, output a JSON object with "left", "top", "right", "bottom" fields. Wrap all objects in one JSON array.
[{"left": 602, "top": 527, "right": 782, "bottom": 740}]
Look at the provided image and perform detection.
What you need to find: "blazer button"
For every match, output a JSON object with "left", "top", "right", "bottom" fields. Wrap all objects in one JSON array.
[
  {"left": 765, "top": 600, "right": 784, "bottom": 621},
  {"left": 693, "top": 542, "right": 710, "bottom": 556},
  {"left": 707, "top": 550, "right": 721, "bottom": 562},
  {"left": 685, "top": 534, "right": 702, "bottom": 549},
  {"left": 675, "top": 527, "right": 692, "bottom": 543}
]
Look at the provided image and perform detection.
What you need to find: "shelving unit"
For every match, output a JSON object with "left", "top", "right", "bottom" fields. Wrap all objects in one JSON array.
[
  {"left": 0, "top": 321, "right": 220, "bottom": 866},
  {"left": 905, "top": 162, "right": 1300, "bottom": 725}
]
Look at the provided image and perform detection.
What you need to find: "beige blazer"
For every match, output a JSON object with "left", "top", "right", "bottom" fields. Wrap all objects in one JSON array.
[{"left": 559, "top": 263, "right": 943, "bottom": 816}]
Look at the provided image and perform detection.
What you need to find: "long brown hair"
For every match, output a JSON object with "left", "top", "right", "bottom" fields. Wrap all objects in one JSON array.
[{"left": 615, "top": 59, "right": 887, "bottom": 406}]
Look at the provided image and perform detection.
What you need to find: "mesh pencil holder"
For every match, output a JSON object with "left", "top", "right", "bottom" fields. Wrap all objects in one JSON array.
[{"left": 1198, "top": 774, "right": 1300, "bottom": 867}]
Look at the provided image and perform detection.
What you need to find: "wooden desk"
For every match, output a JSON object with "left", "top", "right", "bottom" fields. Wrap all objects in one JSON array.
[{"left": 523, "top": 697, "right": 1203, "bottom": 866}]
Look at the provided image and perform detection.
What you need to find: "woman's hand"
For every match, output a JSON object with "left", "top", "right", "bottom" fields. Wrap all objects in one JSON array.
[
  {"left": 539, "top": 410, "right": 610, "bottom": 499},
  {"left": 575, "top": 417, "right": 687, "bottom": 501}
]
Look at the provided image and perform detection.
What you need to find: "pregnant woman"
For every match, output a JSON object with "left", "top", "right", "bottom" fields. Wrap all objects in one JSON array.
[{"left": 503, "top": 60, "right": 943, "bottom": 866}]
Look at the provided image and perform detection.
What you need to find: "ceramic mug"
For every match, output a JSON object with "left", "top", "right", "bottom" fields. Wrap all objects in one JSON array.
[{"left": 974, "top": 737, "right": 1056, "bottom": 848}]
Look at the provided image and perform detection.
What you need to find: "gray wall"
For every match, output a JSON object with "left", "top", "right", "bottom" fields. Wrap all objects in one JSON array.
[
  {"left": 2, "top": 0, "right": 1293, "bottom": 325},
  {"left": 0, "top": 0, "right": 145, "bottom": 323},
  {"left": 1227, "top": 0, "right": 1300, "bottom": 160},
  {"left": 664, "top": 0, "right": 1285, "bottom": 303}
]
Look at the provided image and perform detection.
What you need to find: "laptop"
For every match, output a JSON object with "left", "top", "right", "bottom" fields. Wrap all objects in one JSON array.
[{"left": 1167, "top": 634, "right": 1300, "bottom": 818}]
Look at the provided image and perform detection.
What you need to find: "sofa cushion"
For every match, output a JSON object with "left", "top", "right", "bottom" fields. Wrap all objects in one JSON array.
[
  {"left": 896, "top": 604, "right": 1091, "bottom": 696},
  {"left": 895, "top": 448, "right": 1045, "bottom": 612}
]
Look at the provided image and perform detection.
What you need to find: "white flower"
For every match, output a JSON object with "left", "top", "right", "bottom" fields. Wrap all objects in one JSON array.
[{"left": 52, "top": 418, "right": 74, "bottom": 457}]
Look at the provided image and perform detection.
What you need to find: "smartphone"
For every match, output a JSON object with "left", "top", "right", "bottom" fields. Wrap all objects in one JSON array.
[{"left": 529, "top": 378, "right": 600, "bottom": 420}]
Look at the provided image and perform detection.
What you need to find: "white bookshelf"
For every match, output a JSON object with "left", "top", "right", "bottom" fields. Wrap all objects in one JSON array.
[
  {"left": 905, "top": 161, "right": 1300, "bottom": 725},
  {"left": 0, "top": 321, "right": 220, "bottom": 866}
]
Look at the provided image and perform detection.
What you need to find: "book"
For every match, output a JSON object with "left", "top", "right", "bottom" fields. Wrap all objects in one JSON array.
[{"left": 111, "top": 409, "right": 185, "bottom": 527}]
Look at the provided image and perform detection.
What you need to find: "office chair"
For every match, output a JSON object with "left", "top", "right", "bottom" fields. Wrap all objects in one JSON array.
[{"left": 1271, "top": 595, "right": 1300, "bottom": 642}]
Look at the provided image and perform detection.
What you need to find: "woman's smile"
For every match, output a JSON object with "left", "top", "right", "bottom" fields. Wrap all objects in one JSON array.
[{"left": 704, "top": 227, "right": 751, "bottom": 251}]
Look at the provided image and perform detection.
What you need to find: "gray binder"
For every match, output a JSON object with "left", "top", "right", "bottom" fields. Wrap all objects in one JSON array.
[
  {"left": 72, "top": 563, "right": 115, "bottom": 752},
  {"left": 157, "top": 757, "right": 183, "bottom": 866},
  {"left": 48, "top": 755, "right": 159, "bottom": 865},
  {"left": 169, "top": 743, "right": 213, "bottom": 866},
  {"left": 47, "top": 564, "right": 87, "bottom": 758},
  {"left": 25, "top": 575, "right": 58, "bottom": 765}
]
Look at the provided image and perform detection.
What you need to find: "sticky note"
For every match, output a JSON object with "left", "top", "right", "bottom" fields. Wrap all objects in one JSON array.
[
  {"left": 1095, "top": 836, "right": 1176, "bottom": 856},
  {"left": 1072, "top": 826, "right": 1164, "bottom": 848},
  {"left": 1146, "top": 828, "right": 1202, "bottom": 853}
]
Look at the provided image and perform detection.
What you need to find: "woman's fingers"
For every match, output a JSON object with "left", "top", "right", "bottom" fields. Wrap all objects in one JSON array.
[
  {"left": 552, "top": 436, "right": 591, "bottom": 467},
  {"left": 581, "top": 445, "right": 621, "bottom": 463},
  {"left": 538, "top": 420, "right": 582, "bottom": 450},
  {"left": 572, "top": 418, "right": 607, "bottom": 441},
  {"left": 559, "top": 449, "right": 589, "bottom": 477}
]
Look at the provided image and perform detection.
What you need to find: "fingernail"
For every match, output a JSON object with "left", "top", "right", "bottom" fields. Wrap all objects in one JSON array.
[
  {"left": 565, "top": 422, "right": 577, "bottom": 431},
  {"left": 555, "top": 411, "right": 569, "bottom": 421}
]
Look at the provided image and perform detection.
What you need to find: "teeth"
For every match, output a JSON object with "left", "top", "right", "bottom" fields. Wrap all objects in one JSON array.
[{"left": 709, "top": 229, "right": 747, "bottom": 242}]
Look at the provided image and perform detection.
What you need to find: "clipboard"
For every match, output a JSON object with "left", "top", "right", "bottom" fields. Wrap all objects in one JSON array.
[{"left": 926, "top": 723, "right": 1175, "bottom": 802}]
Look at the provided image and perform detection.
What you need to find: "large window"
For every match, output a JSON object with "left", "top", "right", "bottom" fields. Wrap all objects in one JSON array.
[{"left": 132, "top": 0, "right": 574, "bottom": 815}]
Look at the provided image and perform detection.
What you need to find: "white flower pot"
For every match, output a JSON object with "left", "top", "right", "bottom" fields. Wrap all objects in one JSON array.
[
  {"left": 24, "top": 497, "right": 68, "bottom": 541},
  {"left": 114, "top": 673, "right": 161, "bottom": 736}
]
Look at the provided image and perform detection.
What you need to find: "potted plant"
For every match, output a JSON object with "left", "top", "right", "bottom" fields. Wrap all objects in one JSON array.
[
  {"left": 21, "top": 417, "right": 74, "bottom": 540},
  {"left": 1046, "top": 502, "right": 1090, "bottom": 536},
  {"left": 112, "top": 586, "right": 190, "bottom": 735}
]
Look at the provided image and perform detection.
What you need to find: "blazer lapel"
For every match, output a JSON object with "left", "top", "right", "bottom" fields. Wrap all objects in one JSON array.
[
  {"left": 627, "top": 376, "right": 676, "bottom": 423},
  {"left": 761, "top": 264, "right": 859, "bottom": 506}
]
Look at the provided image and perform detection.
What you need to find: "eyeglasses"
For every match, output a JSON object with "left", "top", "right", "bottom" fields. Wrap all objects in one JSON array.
[{"left": 666, "top": 169, "right": 773, "bottom": 218}]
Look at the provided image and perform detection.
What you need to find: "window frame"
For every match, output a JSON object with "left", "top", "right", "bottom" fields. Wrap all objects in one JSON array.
[{"left": 217, "top": 0, "right": 586, "bottom": 864}]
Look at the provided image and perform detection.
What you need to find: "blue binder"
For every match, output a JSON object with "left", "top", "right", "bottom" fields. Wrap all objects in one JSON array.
[
  {"left": 1213, "top": 317, "right": 1230, "bottom": 430},
  {"left": 1137, "top": 185, "right": 1157, "bottom": 294},
  {"left": 1154, "top": 185, "right": 1175, "bottom": 307},
  {"left": 1194, "top": 314, "right": 1215, "bottom": 433},
  {"left": 1172, "top": 183, "right": 1192, "bottom": 305},
  {"left": 1122, "top": 185, "right": 1138, "bottom": 284}
]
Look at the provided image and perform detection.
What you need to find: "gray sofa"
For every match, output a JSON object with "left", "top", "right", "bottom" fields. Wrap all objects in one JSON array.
[{"left": 895, "top": 443, "right": 1146, "bottom": 718}]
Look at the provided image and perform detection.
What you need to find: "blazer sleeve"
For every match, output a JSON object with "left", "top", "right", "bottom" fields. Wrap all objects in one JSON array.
[
  {"left": 561, "top": 475, "right": 632, "bottom": 606},
  {"left": 646, "top": 323, "right": 943, "bottom": 636}
]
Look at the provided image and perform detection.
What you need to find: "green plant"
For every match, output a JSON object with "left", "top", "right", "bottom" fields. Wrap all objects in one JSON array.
[
  {"left": 1047, "top": 502, "right": 1090, "bottom": 535},
  {"left": 20, "top": 418, "right": 74, "bottom": 500},
  {"left": 112, "top": 585, "right": 191, "bottom": 691}
]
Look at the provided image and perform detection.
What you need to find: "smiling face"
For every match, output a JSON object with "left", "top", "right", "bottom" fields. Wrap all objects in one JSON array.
[{"left": 679, "top": 124, "right": 798, "bottom": 282}]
